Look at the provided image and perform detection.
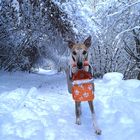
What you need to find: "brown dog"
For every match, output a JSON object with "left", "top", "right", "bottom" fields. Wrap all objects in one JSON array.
[{"left": 67, "top": 36, "right": 101, "bottom": 135}]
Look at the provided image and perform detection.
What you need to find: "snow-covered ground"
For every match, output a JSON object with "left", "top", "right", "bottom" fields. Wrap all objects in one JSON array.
[{"left": 0, "top": 70, "right": 140, "bottom": 140}]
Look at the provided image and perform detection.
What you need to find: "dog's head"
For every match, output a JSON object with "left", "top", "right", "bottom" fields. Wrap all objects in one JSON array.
[{"left": 68, "top": 36, "right": 91, "bottom": 69}]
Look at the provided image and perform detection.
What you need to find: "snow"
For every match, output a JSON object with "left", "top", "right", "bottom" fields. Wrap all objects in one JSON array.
[
  {"left": 0, "top": 70, "right": 140, "bottom": 140},
  {"left": 36, "top": 68, "right": 58, "bottom": 75},
  {"left": 53, "top": 0, "right": 98, "bottom": 38}
]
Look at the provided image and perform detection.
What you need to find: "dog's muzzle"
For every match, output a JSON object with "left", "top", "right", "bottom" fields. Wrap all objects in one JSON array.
[
  {"left": 77, "top": 61, "right": 83, "bottom": 69},
  {"left": 72, "top": 61, "right": 89, "bottom": 69}
]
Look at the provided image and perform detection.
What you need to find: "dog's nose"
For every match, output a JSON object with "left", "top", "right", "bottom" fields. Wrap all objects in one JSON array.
[{"left": 77, "top": 61, "right": 83, "bottom": 69}]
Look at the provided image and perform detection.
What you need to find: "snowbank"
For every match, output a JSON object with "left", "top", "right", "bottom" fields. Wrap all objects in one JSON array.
[{"left": 0, "top": 71, "right": 140, "bottom": 140}]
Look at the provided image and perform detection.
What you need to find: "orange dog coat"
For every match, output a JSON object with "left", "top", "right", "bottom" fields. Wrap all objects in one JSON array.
[{"left": 72, "top": 70, "right": 94, "bottom": 102}]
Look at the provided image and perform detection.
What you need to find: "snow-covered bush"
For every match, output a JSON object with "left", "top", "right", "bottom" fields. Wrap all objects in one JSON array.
[
  {"left": 0, "top": 0, "right": 68, "bottom": 71},
  {"left": 92, "top": 0, "right": 140, "bottom": 79}
]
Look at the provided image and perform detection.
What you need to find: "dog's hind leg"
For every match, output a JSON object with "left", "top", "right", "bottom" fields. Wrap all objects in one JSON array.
[
  {"left": 75, "top": 101, "right": 81, "bottom": 125},
  {"left": 88, "top": 101, "right": 102, "bottom": 135}
]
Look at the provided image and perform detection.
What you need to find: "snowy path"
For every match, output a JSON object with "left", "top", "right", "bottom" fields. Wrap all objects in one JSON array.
[{"left": 0, "top": 71, "right": 140, "bottom": 140}]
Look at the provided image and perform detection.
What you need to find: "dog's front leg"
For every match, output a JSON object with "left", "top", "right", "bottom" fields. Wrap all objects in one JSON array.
[
  {"left": 88, "top": 101, "right": 102, "bottom": 135},
  {"left": 75, "top": 101, "right": 81, "bottom": 125}
]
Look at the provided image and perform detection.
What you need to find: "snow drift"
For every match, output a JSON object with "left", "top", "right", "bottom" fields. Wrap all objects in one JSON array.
[{"left": 0, "top": 71, "right": 140, "bottom": 140}]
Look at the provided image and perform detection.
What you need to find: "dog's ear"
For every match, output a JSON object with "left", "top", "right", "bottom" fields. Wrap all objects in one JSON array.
[
  {"left": 84, "top": 36, "right": 92, "bottom": 48},
  {"left": 68, "top": 41, "right": 75, "bottom": 49}
]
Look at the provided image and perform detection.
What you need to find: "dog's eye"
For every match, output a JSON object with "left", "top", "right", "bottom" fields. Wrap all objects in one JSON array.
[
  {"left": 72, "top": 51, "right": 77, "bottom": 55},
  {"left": 83, "top": 50, "right": 87, "bottom": 55}
]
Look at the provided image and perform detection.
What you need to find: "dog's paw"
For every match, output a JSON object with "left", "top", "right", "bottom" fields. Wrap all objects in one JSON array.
[
  {"left": 95, "top": 129, "right": 102, "bottom": 135},
  {"left": 76, "top": 118, "right": 81, "bottom": 125}
]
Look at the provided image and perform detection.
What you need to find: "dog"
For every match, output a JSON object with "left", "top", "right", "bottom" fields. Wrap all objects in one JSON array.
[{"left": 67, "top": 36, "right": 101, "bottom": 135}]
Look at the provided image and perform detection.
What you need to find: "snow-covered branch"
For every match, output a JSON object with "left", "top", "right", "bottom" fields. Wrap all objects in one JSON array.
[{"left": 107, "top": 1, "right": 140, "bottom": 17}]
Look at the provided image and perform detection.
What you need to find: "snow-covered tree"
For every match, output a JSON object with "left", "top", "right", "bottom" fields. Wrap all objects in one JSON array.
[
  {"left": 0, "top": 0, "right": 140, "bottom": 79},
  {"left": 0, "top": 0, "right": 68, "bottom": 71},
  {"left": 87, "top": 0, "right": 140, "bottom": 79}
]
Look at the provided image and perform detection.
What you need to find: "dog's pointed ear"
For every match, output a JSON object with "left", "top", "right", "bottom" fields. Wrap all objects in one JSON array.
[
  {"left": 68, "top": 41, "right": 75, "bottom": 49},
  {"left": 84, "top": 36, "right": 92, "bottom": 48}
]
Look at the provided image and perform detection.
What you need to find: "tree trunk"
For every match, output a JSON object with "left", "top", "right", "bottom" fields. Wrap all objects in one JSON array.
[{"left": 133, "top": 29, "right": 140, "bottom": 80}]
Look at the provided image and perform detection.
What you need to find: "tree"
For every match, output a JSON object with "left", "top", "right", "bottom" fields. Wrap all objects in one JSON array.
[
  {"left": 0, "top": 0, "right": 140, "bottom": 79},
  {"left": 90, "top": 0, "right": 140, "bottom": 79}
]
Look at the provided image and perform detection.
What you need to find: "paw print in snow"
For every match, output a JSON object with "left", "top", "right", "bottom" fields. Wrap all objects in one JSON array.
[
  {"left": 83, "top": 92, "right": 89, "bottom": 98},
  {"left": 75, "top": 90, "right": 80, "bottom": 95},
  {"left": 88, "top": 85, "right": 92, "bottom": 90}
]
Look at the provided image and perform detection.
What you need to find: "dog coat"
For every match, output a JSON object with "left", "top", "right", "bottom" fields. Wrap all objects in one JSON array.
[{"left": 71, "top": 69, "right": 94, "bottom": 102}]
